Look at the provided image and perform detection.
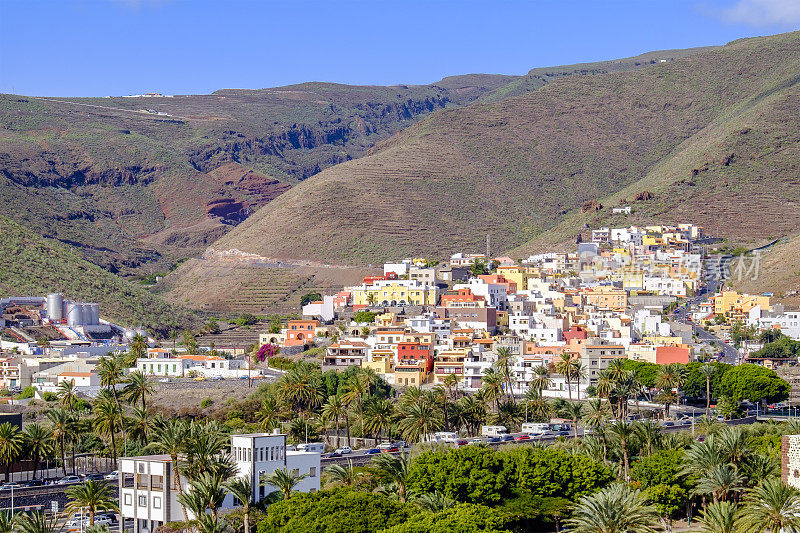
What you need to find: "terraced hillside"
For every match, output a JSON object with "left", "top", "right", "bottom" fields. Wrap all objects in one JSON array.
[
  {"left": 210, "top": 32, "right": 800, "bottom": 267},
  {"left": 0, "top": 215, "right": 197, "bottom": 334},
  {"left": 155, "top": 258, "right": 375, "bottom": 314}
]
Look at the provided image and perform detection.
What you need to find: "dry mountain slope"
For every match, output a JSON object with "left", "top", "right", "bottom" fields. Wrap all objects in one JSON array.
[{"left": 211, "top": 31, "right": 800, "bottom": 265}]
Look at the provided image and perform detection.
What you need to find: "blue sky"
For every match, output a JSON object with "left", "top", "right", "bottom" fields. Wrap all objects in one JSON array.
[{"left": 1, "top": 0, "right": 799, "bottom": 96}]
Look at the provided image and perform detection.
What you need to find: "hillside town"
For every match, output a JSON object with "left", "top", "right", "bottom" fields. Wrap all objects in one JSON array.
[{"left": 1, "top": 223, "right": 799, "bottom": 533}]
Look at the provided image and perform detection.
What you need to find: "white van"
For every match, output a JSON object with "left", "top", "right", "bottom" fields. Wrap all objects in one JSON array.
[
  {"left": 481, "top": 425, "right": 508, "bottom": 437},
  {"left": 521, "top": 423, "right": 550, "bottom": 435},
  {"left": 424, "top": 431, "right": 459, "bottom": 443},
  {"left": 297, "top": 442, "right": 325, "bottom": 453}
]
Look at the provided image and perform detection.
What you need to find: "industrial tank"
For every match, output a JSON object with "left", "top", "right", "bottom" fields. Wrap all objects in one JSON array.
[
  {"left": 87, "top": 303, "right": 100, "bottom": 325},
  {"left": 46, "top": 293, "right": 64, "bottom": 321},
  {"left": 66, "top": 302, "right": 83, "bottom": 327}
]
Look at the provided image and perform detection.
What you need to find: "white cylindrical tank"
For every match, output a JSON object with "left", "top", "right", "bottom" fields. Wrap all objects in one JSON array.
[
  {"left": 66, "top": 303, "right": 83, "bottom": 327},
  {"left": 87, "top": 303, "right": 100, "bottom": 325},
  {"left": 46, "top": 293, "right": 64, "bottom": 321}
]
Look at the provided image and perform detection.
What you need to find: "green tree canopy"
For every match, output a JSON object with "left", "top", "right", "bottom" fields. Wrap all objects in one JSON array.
[
  {"left": 681, "top": 362, "right": 731, "bottom": 400},
  {"left": 718, "top": 364, "right": 789, "bottom": 404}
]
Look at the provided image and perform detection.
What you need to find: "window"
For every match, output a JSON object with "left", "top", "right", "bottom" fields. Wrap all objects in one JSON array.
[
  {"left": 124, "top": 494, "right": 132, "bottom": 506},
  {"left": 292, "top": 469, "right": 300, "bottom": 477},
  {"left": 153, "top": 496, "right": 161, "bottom": 509},
  {"left": 138, "top": 495, "right": 147, "bottom": 507},
  {"left": 310, "top": 467, "right": 317, "bottom": 477}
]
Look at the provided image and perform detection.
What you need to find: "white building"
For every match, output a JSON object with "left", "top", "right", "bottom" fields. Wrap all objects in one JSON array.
[
  {"left": 302, "top": 295, "right": 335, "bottom": 322},
  {"left": 643, "top": 276, "right": 689, "bottom": 297},
  {"left": 454, "top": 278, "right": 508, "bottom": 309},
  {"left": 119, "top": 432, "right": 320, "bottom": 533}
]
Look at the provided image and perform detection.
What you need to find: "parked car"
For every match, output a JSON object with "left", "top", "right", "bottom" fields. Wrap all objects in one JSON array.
[
  {"left": 159, "top": 378, "right": 170, "bottom": 383},
  {"left": 381, "top": 446, "right": 400, "bottom": 453},
  {"left": 57, "top": 475, "right": 82, "bottom": 485},
  {"left": 377, "top": 443, "right": 394, "bottom": 450},
  {"left": 209, "top": 376, "right": 223, "bottom": 381},
  {"left": 105, "top": 471, "right": 119, "bottom": 481},
  {"left": 467, "top": 437, "right": 484, "bottom": 446},
  {"left": 513, "top": 434, "right": 530, "bottom": 441},
  {"left": 238, "top": 375, "right": 249, "bottom": 380},
  {"left": 455, "top": 439, "right": 468, "bottom": 446},
  {"left": 662, "top": 421, "right": 675, "bottom": 427},
  {"left": 500, "top": 434, "right": 515, "bottom": 442},
  {"left": 21, "top": 479, "right": 43, "bottom": 487},
  {"left": 193, "top": 376, "right": 206, "bottom": 382},
  {"left": 335, "top": 446, "right": 352, "bottom": 455},
  {"left": 323, "top": 452, "right": 342, "bottom": 458},
  {"left": 84, "top": 473, "right": 105, "bottom": 481},
  {"left": 0, "top": 483, "right": 21, "bottom": 490},
  {"left": 486, "top": 436, "right": 502, "bottom": 444},
  {"left": 363, "top": 448, "right": 380, "bottom": 455},
  {"left": 556, "top": 430, "right": 570, "bottom": 437}
]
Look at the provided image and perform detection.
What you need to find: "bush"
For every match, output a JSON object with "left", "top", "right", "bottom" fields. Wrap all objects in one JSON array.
[
  {"left": 381, "top": 503, "right": 512, "bottom": 533},
  {"left": 258, "top": 488, "right": 411, "bottom": 533},
  {"left": 200, "top": 397, "right": 213, "bottom": 409},
  {"left": 15, "top": 386, "right": 36, "bottom": 399}
]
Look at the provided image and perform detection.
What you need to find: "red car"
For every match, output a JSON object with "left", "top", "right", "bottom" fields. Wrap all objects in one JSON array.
[
  {"left": 513, "top": 434, "right": 530, "bottom": 441},
  {"left": 381, "top": 446, "right": 400, "bottom": 453},
  {"left": 455, "top": 439, "right": 468, "bottom": 446}
]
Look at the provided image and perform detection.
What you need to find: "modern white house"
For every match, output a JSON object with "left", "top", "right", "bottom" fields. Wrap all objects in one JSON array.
[{"left": 119, "top": 431, "right": 320, "bottom": 533}]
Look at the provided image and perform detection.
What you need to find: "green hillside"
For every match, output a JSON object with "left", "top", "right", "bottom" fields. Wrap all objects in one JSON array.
[
  {"left": 208, "top": 32, "right": 800, "bottom": 269},
  {"left": 0, "top": 215, "right": 198, "bottom": 334}
]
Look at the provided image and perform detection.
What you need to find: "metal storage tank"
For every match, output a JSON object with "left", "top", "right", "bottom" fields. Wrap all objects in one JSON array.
[
  {"left": 46, "top": 293, "right": 64, "bottom": 321},
  {"left": 66, "top": 303, "right": 83, "bottom": 327},
  {"left": 87, "top": 303, "right": 100, "bottom": 326}
]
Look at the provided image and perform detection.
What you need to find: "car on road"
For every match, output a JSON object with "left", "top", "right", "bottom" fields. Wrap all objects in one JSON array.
[
  {"left": 335, "top": 446, "right": 352, "bottom": 455},
  {"left": 105, "top": 471, "right": 119, "bottom": 481},
  {"left": 193, "top": 376, "right": 206, "bottom": 381},
  {"left": 159, "top": 378, "right": 170, "bottom": 383},
  {"left": 381, "top": 446, "right": 400, "bottom": 453},
  {"left": 377, "top": 443, "right": 395, "bottom": 450},
  {"left": 84, "top": 473, "right": 105, "bottom": 481},
  {"left": 21, "top": 479, "right": 43, "bottom": 487},
  {"left": 57, "top": 475, "right": 82, "bottom": 485},
  {"left": 393, "top": 441, "right": 408, "bottom": 448},
  {"left": 467, "top": 437, "right": 484, "bottom": 446},
  {"left": 486, "top": 436, "right": 502, "bottom": 444},
  {"left": 0, "top": 482, "right": 21, "bottom": 490},
  {"left": 239, "top": 375, "right": 249, "bottom": 379},
  {"left": 455, "top": 439, "right": 469, "bottom": 446},
  {"left": 662, "top": 421, "right": 675, "bottom": 427},
  {"left": 210, "top": 376, "right": 223, "bottom": 381},
  {"left": 500, "top": 434, "right": 515, "bottom": 442},
  {"left": 556, "top": 430, "right": 571, "bottom": 437},
  {"left": 513, "top": 434, "right": 530, "bottom": 442},
  {"left": 323, "top": 452, "right": 342, "bottom": 458},
  {"left": 67, "top": 516, "right": 112, "bottom": 531},
  {"left": 363, "top": 448, "right": 380, "bottom": 455},
  {"left": 681, "top": 419, "right": 693, "bottom": 426}
]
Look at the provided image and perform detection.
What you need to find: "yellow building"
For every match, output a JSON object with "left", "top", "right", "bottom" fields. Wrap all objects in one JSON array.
[
  {"left": 363, "top": 351, "right": 394, "bottom": 376},
  {"left": 352, "top": 280, "right": 438, "bottom": 306},
  {"left": 583, "top": 287, "right": 628, "bottom": 311},
  {"left": 712, "top": 291, "right": 771, "bottom": 320},
  {"left": 622, "top": 267, "right": 644, "bottom": 290},
  {"left": 642, "top": 335, "right": 685, "bottom": 347},
  {"left": 433, "top": 349, "right": 468, "bottom": 384},
  {"left": 394, "top": 363, "right": 427, "bottom": 387}
]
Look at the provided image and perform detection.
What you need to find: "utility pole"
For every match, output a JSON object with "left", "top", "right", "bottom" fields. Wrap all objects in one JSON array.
[{"left": 486, "top": 234, "right": 490, "bottom": 260}]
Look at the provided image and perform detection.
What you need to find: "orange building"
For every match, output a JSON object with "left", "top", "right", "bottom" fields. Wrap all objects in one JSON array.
[{"left": 284, "top": 319, "right": 320, "bottom": 347}]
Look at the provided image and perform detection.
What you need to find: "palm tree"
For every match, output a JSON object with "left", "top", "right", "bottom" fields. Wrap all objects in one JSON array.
[
  {"left": 0, "top": 422, "right": 22, "bottom": 482},
  {"left": 564, "top": 402, "right": 584, "bottom": 438},
  {"left": 633, "top": 421, "right": 661, "bottom": 457},
  {"left": 321, "top": 394, "right": 347, "bottom": 447},
  {"left": 277, "top": 363, "right": 323, "bottom": 413},
  {"left": 65, "top": 480, "right": 119, "bottom": 526},
  {"left": 256, "top": 396, "right": 282, "bottom": 433},
  {"left": 187, "top": 471, "right": 227, "bottom": 518},
  {"left": 555, "top": 353, "right": 576, "bottom": 401},
  {"left": 655, "top": 363, "right": 685, "bottom": 419},
  {"left": 480, "top": 368, "right": 503, "bottom": 412},
  {"left": 223, "top": 477, "right": 254, "bottom": 533},
  {"left": 0, "top": 511, "right": 14, "bottom": 533},
  {"left": 46, "top": 407, "right": 71, "bottom": 476},
  {"left": 22, "top": 423, "right": 53, "bottom": 480},
  {"left": 362, "top": 398, "right": 395, "bottom": 442},
  {"left": 13, "top": 512, "right": 57, "bottom": 533},
  {"left": 694, "top": 464, "right": 744, "bottom": 503},
  {"left": 122, "top": 371, "right": 155, "bottom": 410},
  {"left": 413, "top": 491, "right": 456, "bottom": 512},
  {"left": 574, "top": 361, "right": 586, "bottom": 400},
  {"left": 195, "top": 514, "right": 230, "bottom": 533},
  {"left": 93, "top": 397, "right": 123, "bottom": 468},
  {"left": 496, "top": 399, "right": 524, "bottom": 430},
  {"left": 261, "top": 468, "right": 307, "bottom": 500},
  {"left": 698, "top": 501, "right": 737, "bottom": 533},
  {"left": 57, "top": 380, "right": 78, "bottom": 411},
  {"left": 397, "top": 400, "right": 442, "bottom": 444},
  {"left": 608, "top": 421, "right": 635, "bottom": 481},
  {"left": 682, "top": 436, "right": 725, "bottom": 477},
  {"left": 717, "top": 425, "right": 752, "bottom": 466},
  {"left": 699, "top": 364, "right": 716, "bottom": 417},
  {"left": 737, "top": 478, "right": 800, "bottom": 532},
  {"left": 150, "top": 419, "right": 190, "bottom": 521},
  {"left": 495, "top": 347, "right": 515, "bottom": 401},
  {"left": 126, "top": 406, "right": 152, "bottom": 445},
  {"left": 342, "top": 373, "right": 368, "bottom": 429},
  {"left": 371, "top": 452, "right": 410, "bottom": 502},
  {"left": 324, "top": 460, "right": 360, "bottom": 487},
  {"left": 127, "top": 334, "right": 148, "bottom": 363},
  {"left": 530, "top": 365, "right": 552, "bottom": 399},
  {"left": 565, "top": 483, "right": 660, "bottom": 533},
  {"left": 742, "top": 452, "right": 779, "bottom": 486},
  {"left": 169, "top": 330, "right": 179, "bottom": 352}
]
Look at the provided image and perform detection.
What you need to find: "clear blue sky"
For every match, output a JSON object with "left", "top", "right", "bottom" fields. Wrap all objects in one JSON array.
[{"left": 1, "top": 0, "right": 799, "bottom": 96}]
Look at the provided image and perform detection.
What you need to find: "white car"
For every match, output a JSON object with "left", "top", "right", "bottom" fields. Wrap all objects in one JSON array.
[
  {"left": 104, "top": 471, "right": 119, "bottom": 481},
  {"left": 159, "top": 378, "right": 170, "bottom": 383},
  {"left": 335, "top": 446, "right": 352, "bottom": 454}
]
